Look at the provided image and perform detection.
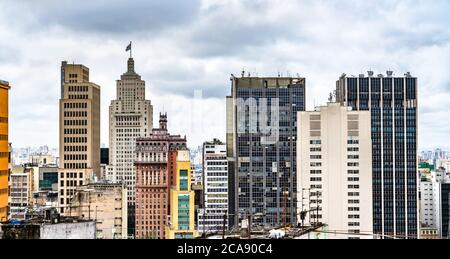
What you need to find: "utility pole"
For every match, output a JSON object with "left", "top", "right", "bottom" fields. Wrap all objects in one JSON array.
[
  {"left": 283, "top": 191, "right": 289, "bottom": 230},
  {"left": 247, "top": 214, "right": 252, "bottom": 239},
  {"left": 88, "top": 192, "right": 91, "bottom": 220},
  {"left": 222, "top": 213, "right": 227, "bottom": 239}
]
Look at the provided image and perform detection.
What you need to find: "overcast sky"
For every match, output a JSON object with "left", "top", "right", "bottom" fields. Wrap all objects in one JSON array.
[{"left": 1, "top": 0, "right": 449, "bottom": 150}]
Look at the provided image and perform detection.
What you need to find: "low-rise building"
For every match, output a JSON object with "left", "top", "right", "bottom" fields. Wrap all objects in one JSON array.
[
  {"left": 2, "top": 217, "right": 96, "bottom": 239},
  {"left": 9, "top": 166, "right": 35, "bottom": 220},
  {"left": 69, "top": 182, "right": 128, "bottom": 239},
  {"left": 420, "top": 226, "right": 439, "bottom": 239}
]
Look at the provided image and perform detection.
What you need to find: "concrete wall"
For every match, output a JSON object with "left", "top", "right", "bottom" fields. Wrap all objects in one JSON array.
[{"left": 40, "top": 221, "right": 96, "bottom": 239}]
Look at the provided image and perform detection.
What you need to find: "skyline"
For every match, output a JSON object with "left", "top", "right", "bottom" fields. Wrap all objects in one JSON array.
[{"left": 1, "top": 0, "right": 450, "bottom": 149}]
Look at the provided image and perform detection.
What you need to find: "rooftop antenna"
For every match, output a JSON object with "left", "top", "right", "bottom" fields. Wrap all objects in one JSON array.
[{"left": 241, "top": 68, "right": 245, "bottom": 78}]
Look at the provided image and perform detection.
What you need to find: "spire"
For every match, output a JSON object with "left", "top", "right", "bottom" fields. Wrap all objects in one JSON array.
[
  {"left": 159, "top": 112, "right": 168, "bottom": 130},
  {"left": 127, "top": 58, "right": 135, "bottom": 73}
]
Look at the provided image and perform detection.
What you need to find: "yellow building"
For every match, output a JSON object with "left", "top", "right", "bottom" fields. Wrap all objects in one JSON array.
[
  {"left": 166, "top": 150, "right": 198, "bottom": 239},
  {"left": 0, "top": 80, "right": 10, "bottom": 222}
]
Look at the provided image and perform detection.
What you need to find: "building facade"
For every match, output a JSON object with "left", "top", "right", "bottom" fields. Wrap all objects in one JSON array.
[
  {"left": 336, "top": 71, "right": 419, "bottom": 238},
  {"left": 9, "top": 166, "right": 35, "bottom": 220},
  {"left": 59, "top": 62, "right": 101, "bottom": 215},
  {"left": 297, "top": 103, "right": 373, "bottom": 239},
  {"left": 227, "top": 75, "right": 305, "bottom": 228},
  {"left": 199, "top": 139, "right": 228, "bottom": 234},
  {"left": 419, "top": 180, "right": 434, "bottom": 227},
  {"left": 166, "top": 150, "right": 198, "bottom": 239},
  {"left": 30, "top": 154, "right": 57, "bottom": 166},
  {"left": 107, "top": 56, "right": 153, "bottom": 236},
  {"left": 432, "top": 182, "right": 450, "bottom": 239},
  {"left": 0, "top": 80, "right": 10, "bottom": 222},
  {"left": 134, "top": 113, "right": 186, "bottom": 239},
  {"left": 70, "top": 182, "right": 128, "bottom": 239}
]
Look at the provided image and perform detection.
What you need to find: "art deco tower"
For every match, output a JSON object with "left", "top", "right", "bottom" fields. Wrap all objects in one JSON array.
[{"left": 107, "top": 52, "right": 153, "bottom": 236}]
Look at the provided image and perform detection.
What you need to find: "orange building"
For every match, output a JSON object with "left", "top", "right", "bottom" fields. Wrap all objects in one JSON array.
[{"left": 0, "top": 80, "right": 10, "bottom": 222}]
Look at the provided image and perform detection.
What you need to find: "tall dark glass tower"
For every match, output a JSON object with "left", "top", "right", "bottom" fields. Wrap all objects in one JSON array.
[
  {"left": 226, "top": 74, "right": 305, "bottom": 229},
  {"left": 336, "top": 71, "right": 419, "bottom": 238}
]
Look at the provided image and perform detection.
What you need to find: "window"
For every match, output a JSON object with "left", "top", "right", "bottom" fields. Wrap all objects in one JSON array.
[{"left": 180, "top": 170, "right": 189, "bottom": 191}]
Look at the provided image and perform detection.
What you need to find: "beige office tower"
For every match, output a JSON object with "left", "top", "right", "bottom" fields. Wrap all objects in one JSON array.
[
  {"left": 297, "top": 102, "right": 373, "bottom": 239},
  {"left": 107, "top": 56, "right": 153, "bottom": 235},
  {"left": 59, "top": 61, "right": 101, "bottom": 215}
]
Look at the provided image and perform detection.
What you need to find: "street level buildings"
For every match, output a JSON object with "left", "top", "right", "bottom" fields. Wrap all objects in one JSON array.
[
  {"left": 59, "top": 62, "right": 101, "bottom": 215},
  {"left": 135, "top": 113, "right": 186, "bottom": 239},
  {"left": 227, "top": 75, "right": 305, "bottom": 228},
  {"left": 199, "top": 139, "right": 228, "bottom": 234},
  {"left": 336, "top": 71, "right": 419, "bottom": 238},
  {"left": 0, "top": 80, "right": 10, "bottom": 222},
  {"left": 297, "top": 102, "right": 373, "bottom": 239}
]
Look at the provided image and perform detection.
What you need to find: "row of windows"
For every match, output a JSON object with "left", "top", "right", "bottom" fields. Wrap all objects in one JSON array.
[
  {"left": 64, "top": 102, "right": 87, "bottom": 109},
  {"left": 64, "top": 137, "right": 87, "bottom": 143},
  {"left": 64, "top": 154, "right": 87, "bottom": 161},
  {"left": 64, "top": 120, "right": 87, "bottom": 126},
  {"left": 68, "top": 94, "right": 88, "bottom": 99},
  {"left": 60, "top": 180, "right": 83, "bottom": 188},
  {"left": 0, "top": 117, "right": 8, "bottom": 123},
  {"left": 64, "top": 128, "right": 87, "bottom": 135},
  {"left": 68, "top": 85, "right": 88, "bottom": 92},
  {"left": 64, "top": 146, "right": 87, "bottom": 152},
  {"left": 63, "top": 163, "right": 88, "bottom": 169},
  {"left": 60, "top": 172, "right": 83, "bottom": 179},
  {"left": 64, "top": 111, "right": 87, "bottom": 117}
]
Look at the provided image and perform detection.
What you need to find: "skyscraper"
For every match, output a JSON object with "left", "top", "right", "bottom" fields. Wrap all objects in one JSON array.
[
  {"left": 297, "top": 102, "right": 373, "bottom": 239},
  {"left": 58, "top": 62, "right": 101, "bottom": 215},
  {"left": 226, "top": 74, "right": 306, "bottom": 228},
  {"left": 199, "top": 139, "right": 228, "bottom": 234},
  {"left": 107, "top": 55, "right": 153, "bottom": 236},
  {"left": 336, "top": 71, "right": 419, "bottom": 238},
  {"left": 134, "top": 113, "right": 186, "bottom": 239},
  {"left": 0, "top": 80, "right": 10, "bottom": 222}
]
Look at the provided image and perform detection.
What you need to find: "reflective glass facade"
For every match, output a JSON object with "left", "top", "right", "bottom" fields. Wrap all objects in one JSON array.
[
  {"left": 227, "top": 76, "right": 305, "bottom": 228},
  {"left": 336, "top": 73, "right": 418, "bottom": 238}
]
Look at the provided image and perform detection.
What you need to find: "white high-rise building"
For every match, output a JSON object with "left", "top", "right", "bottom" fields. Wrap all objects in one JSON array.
[
  {"left": 198, "top": 139, "right": 228, "bottom": 234},
  {"left": 107, "top": 53, "right": 153, "bottom": 233},
  {"left": 297, "top": 103, "right": 373, "bottom": 239},
  {"left": 420, "top": 180, "right": 434, "bottom": 227}
]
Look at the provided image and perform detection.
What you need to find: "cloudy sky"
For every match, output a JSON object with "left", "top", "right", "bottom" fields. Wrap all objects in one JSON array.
[{"left": 1, "top": 0, "right": 449, "bottom": 150}]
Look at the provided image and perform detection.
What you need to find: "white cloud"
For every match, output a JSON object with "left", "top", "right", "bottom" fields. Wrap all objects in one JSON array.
[{"left": 0, "top": 0, "right": 449, "bottom": 150}]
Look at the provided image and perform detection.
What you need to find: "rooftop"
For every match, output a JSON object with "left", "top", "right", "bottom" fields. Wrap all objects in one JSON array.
[
  {"left": 340, "top": 71, "right": 414, "bottom": 79},
  {"left": 0, "top": 80, "right": 10, "bottom": 89}
]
